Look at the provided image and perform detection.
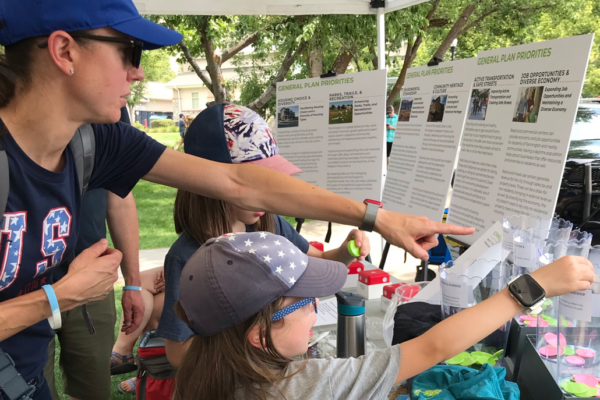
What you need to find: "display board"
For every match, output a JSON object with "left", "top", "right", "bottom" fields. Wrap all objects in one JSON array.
[
  {"left": 446, "top": 35, "right": 595, "bottom": 245},
  {"left": 382, "top": 58, "right": 475, "bottom": 222},
  {"left": 276, "top": 70, "right": 387, "bottom": 202}
]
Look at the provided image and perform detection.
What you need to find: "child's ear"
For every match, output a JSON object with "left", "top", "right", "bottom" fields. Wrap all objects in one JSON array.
[{"left": 247, "top": 325, "right": 263, "bottom": 349}]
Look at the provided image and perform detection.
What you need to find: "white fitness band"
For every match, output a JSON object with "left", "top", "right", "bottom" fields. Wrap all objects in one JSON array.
[{"left": 42, "top": 285, "right": 62, "bottom": 330}]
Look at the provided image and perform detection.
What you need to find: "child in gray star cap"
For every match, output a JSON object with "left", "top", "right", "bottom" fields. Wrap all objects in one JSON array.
[{"left": 175, "top": 232, "right": 594, "bottom": 400}]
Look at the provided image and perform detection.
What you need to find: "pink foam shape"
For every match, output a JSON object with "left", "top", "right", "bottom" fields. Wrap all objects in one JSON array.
[
  {"left": 545, "top": 332, "right": 567, "bottom": 347},
  {"left": 520, "top": 315, "right": 536, "bottom": 322},
  {"left": 576, "top": 349, "right": 596, "bottom": 359},
  {"left": 539, "top": 346, "right": 563, "bottom": 357},
  {"left": 566, "top": 355, "right": 586, "bottom": 366},
  {"left": 573, "top": 374, "right": 598, "bottom": 388},
  {"left": 527, "top": 320, "right": 549, "bottom": 328}
]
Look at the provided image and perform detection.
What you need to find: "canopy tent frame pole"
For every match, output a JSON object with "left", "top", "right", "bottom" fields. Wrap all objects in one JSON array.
[
  {"left": 374, "top": 1, "right": 387, "bottom": 267},
  {"left": 376, "top": 6, "right": 386, "bottom": 71}
]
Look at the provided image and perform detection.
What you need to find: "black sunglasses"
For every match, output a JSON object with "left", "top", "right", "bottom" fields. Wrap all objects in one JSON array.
[{"left": 38, "top": 33, "right": 143, "bottom": 69}]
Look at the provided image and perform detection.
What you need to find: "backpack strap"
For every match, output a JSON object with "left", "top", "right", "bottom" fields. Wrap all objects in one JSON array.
[
  {"left": 0, "top": 348, "right": 35, "bottom": 400},
  {"left": 68, "top": 124, "right": 95, "bottom": 195},
  {"left": 0, "top": 138, "right": 8, "bottom": 219}
]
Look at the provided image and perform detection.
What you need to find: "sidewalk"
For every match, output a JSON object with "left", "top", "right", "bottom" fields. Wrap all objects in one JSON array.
[{"left": 117, "top": 220, "right": 423, "bottom": 285}]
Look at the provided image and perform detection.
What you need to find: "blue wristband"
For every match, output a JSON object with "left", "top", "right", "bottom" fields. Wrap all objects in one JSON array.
[
  {"left": 123, "top": 286, "right": 142, "bottom": 291},
  {"left": 42, "top": 285, "right": 62, "bottom": 329}
]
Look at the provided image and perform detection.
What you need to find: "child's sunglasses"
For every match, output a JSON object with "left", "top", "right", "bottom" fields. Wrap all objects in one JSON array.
[
  {"left": 38, "top": 33, "right": 143, "bottom": 69},
  {"left": 272, "top": 298, "right": 318, "bottom": 322}
]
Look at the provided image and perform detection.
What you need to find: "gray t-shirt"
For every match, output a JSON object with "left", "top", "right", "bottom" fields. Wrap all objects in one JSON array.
[{"left": 235, "top": 346, "right": 401, "bottom": 400}]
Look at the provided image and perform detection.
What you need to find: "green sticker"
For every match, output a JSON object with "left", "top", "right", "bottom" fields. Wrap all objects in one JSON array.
[
  {"left": 563, "top": 382, "right": 590, "bottom": 395},
  {"left": 492, "top": 350, "right": 504, "bottom": 358},
  {"left": 347, "top": 240, "right": 360, "bottom": 257},
  {"left": 460, "top": 355, "right": 475, "bottom": 366},
  {"left": 446, "top": 354, "right": 465, "bottom": 365},
  {"left": 548, "top": 319, "right": 558, "bottom": 327},
  {"left": 541, "top": 314, "right": 553, "bottom": 322},
  {"left": 563, "top": 346, "right": 576, "bottom": 356},
  {"left": 475, "top": 355, "right": 490, "bottom": 365},
  {"left": 584, "top": 387, "right": 599, "bottom": 397}
]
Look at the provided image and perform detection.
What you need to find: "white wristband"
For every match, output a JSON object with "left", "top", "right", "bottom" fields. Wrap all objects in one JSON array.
[{"left": 42, "top": 285, "right": 62, "bottom": 330}]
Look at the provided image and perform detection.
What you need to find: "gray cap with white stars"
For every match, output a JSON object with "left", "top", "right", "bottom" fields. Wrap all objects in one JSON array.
[{"left": 179, "top": 231, "right": 347, "bottom": 336}]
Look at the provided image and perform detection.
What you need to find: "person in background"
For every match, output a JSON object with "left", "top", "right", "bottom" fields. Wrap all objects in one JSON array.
[
  {"left": 385, "top": 105, "right": 398, "bottom": 166},
  {"left": 174, "top": 113, "right": 186, "bottom": 150},
  {"left": 527, "top": 105, "right": 537, "bottom": 123},
  {"left": 517, "top": 92, "right": 529, "bottom": 122}
]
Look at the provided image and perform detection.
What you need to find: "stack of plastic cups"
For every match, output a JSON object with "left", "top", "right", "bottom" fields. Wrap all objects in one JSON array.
[
  {"left": 440, "top": 259, "right": 508, "bottom": 368},
  {"left": 502, "top": 215, "right": 548, "bottom": 282},
  {"left": 535, "top": 234, "right": 595, "bottom": 395}
]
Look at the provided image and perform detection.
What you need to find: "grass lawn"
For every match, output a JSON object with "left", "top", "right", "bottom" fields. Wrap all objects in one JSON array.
[{"left": 53, "top": 287, "right": 138, "bottom": 400}]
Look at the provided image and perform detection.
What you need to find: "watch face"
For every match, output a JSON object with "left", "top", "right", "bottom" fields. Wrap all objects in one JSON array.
[{"left": 510, "top": 275, "right": 545, "bottom": 308}]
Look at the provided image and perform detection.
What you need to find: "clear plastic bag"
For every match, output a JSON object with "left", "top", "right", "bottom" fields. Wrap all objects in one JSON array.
[{"left": 382, "top": 292, "right": 400, "bottom": 346}]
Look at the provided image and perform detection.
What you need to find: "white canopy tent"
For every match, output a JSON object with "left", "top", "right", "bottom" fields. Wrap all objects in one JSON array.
[{"left": 133, "top": 0, "right": 428, "bottom": 70}]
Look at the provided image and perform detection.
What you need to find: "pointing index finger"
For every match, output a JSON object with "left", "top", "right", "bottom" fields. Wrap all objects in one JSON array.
[{"left": 430, "top": 223, "right": 475, "bottom": 236}]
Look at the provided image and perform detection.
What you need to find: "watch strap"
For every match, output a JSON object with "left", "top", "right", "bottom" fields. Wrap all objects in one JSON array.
[{"left": 359, "top": 202, "right": 379, "bottom": 232}]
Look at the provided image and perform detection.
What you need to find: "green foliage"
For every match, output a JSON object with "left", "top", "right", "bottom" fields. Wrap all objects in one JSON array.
[
  {"left": 126, "top": 49, "right": 175, "bottom": 113},
  {"left": 141, "top": 49, "right": 176, "bottom": 83},
  {"left": 133, "top": 121, "right": 144, "bottom": 130},
  {"left": 150, "top": 119, "right": 175, "bottom": 128}
]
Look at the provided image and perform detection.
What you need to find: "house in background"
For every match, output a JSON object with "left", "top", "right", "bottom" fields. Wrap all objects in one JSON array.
[
  {"left": 165, "top": 51, "right": 249, "bottom": 117},
  {"left": 133, "top": 82, "right": 174, "bottom": 124}
]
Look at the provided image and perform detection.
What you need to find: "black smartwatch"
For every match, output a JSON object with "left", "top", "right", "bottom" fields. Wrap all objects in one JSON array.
[{"left": 508, "top": 274, "right": 546, "bottom": 315}]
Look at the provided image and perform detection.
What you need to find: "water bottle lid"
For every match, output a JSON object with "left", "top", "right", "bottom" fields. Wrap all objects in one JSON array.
[{"left": 335, "top": 291, "right": 365, "bottom": 315}]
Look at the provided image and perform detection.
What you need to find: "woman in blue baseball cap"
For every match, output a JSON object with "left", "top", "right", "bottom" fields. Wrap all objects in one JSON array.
[{"left": 0, "top": 0, "right": 474, "bottom": 398}]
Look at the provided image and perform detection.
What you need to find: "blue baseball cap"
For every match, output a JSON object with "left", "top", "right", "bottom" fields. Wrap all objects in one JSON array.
[{"left": 0, "top": 0, "right": 182, "bottom": 50}]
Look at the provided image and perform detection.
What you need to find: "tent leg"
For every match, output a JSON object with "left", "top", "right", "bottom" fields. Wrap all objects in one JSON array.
[{"left": 376, "top": 7, "right": 385, "bottom": 70}]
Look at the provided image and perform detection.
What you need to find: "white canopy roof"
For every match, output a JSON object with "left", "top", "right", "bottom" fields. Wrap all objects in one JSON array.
[{"left": 133, "top": 0, "right": 426, "bottom": 15}]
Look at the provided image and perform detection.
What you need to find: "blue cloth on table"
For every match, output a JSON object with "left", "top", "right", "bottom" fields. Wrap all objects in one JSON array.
[{"left": 411, "top": 364, "right": 519, "bottom": 400}]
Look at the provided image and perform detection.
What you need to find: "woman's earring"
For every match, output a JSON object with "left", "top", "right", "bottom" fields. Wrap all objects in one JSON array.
[{"left": 70, "top": 69, "right": 74, "bottom": 75}]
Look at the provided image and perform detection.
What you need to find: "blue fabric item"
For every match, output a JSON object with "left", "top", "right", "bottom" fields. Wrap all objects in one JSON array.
[
  {"left": 272, "top": 298, "right": 315, "bottom": 321},
  {"left": 0, "top": 0, "right": 182, "bottom": 49},
  {"left": 157, "top": 215, "right": 310, "bottom": 342},
  {"left": 412, "top": 364, "right": 520, "bottom": 400},
  {"left": 184, "top": 104, "right": 231, "bottom": 164},
  {"left": 0, "top": 118, "right": 164, "bottom": 381},
  {"left": 386, "top": 114, "right": 398, "bottom": 142}
]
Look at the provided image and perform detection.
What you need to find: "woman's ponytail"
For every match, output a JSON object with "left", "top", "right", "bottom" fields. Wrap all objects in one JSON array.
[{"left": 0, "top": 37, "right": 38, "bottom": 108}]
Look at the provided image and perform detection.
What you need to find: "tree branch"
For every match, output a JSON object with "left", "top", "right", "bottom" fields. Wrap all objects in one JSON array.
[
  {"left": 428, "top": 18, "right": 450, "bottom": 28},
  {"left": 220, "top": 31, "right": 261, "bottom": 64},
  {"left": 178, "top": 40, "right": 213, "bottom": 93},
  {"left": 247, "top": 40, "right": 308, "bottom": 111},
  {"left": 200, "top": 18, "right": 228, "bottom": 103},
  {"left": 459, "top": 7, "right": 499, "bottom": 34}
]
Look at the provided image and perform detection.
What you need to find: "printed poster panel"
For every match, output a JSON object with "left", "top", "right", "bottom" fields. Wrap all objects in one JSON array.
[
  {"left": 446, "top": 35, "right": 595, "bottom": 245},
  {"left": 383, "top": 58, "right": 475, "bottom": 222},
  {"left": 276, "top": 70, "right": 387, "bottom": 202}
]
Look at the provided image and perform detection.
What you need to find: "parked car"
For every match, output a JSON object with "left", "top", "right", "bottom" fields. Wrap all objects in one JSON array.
[
  {"left": 148, "top": 114, "right": 172, "bottom": 121},
  {"left": 555, "top": 102, "right": 600, "bottom": 245}
]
